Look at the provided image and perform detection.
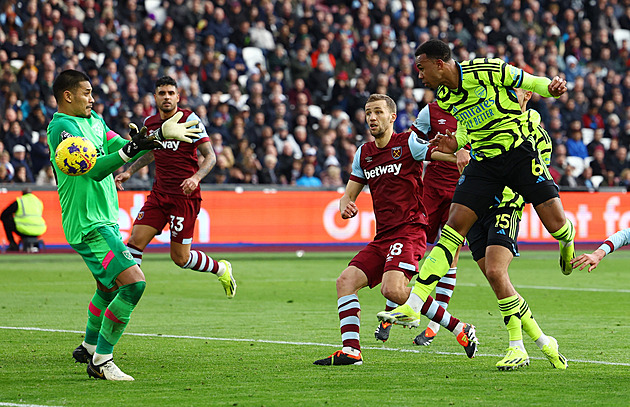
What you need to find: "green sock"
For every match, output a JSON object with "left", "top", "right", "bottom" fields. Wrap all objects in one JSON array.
[
  {"left": 551, "top": 219, "right": 575, "bottom": 247},
  {"left": 498, "top": 295, "right": 522, "bottom": 343},
  {"left": 85, "top": 289, "right": 117, "bottom": 346},
  {"left": 413, "top": 225, "right": 464, "bottom": 301},
  {"left": 96, "top": 281, "right": 145, "bottom": 355},
  {"left": 519, "top": 297, "right": 543, "bottom": 342}
]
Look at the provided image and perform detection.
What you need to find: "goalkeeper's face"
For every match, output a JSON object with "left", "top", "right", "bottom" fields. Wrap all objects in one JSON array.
[
  {"left": 155, "top": 85, "right": 180, "bottom": 114},
  {"left": 69, "top": 81, "right": 94, "bottom": 118}
]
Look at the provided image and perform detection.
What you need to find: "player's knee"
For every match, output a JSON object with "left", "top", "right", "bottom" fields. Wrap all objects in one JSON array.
[
  {"left": 119, "top": 281, "right": 146, "bottom": 305},
  {"left": 171, "top": 252, "right": 189, "bottom": 268},
  {"left": 484, "top": 267, "right": 504, "bottom": 286},
  {"left": 380, "top": 284, "right": 404, "bottom": 302},
  {"left": 336, "top": 272, "right": 360, "bottom": 294}
]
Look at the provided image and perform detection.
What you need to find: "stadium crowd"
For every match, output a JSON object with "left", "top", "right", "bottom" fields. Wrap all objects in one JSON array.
[{"left": 2, "top": 0, "right": 630, "bottom": 189}]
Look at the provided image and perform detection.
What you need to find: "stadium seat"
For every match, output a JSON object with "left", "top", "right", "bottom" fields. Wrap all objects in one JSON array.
[
  {"left": 613, "top": 29, "right": 630, "bottom": 50},
  {"left": 242, "top": 47, "right": 266, "bottom": 73},
  {"left": 79, "top": 33, "right": 91, "bottom": 47},
  {"left": 581, "top": 128, "right": 594, "bottom": 145},
  {"left": 238, "top": 74, "right": 248, "bottom": 88},
  {"left": 600, "top": 138, "right": 612, "bottom": 150},
  {"left": 584, "top": 156, "right": 594, "bottom": 168},
  {"left": 565, "top": 156, "right": 586, "bottom": 177},
  {"left": 413, "top": 88, "right": 425, "bottom": 102},
  {"left": 308, "top": 105, "right": 323, "bottom": 120},
  {"left": 10, "top": 59, "right": 24, "bottom": 71},
  {"left": 591, "top": 175, "right": 604, "bottom": 189}
]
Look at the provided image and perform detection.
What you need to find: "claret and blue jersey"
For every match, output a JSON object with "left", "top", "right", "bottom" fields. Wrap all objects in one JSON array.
[{"left": 349, "top": 131, "right": 434, "bottom": 235}]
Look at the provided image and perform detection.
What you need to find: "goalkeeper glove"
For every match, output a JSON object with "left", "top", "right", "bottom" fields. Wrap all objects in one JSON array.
[
  {"left": 118, "top": 123, "right": 155, "bottom": 162},
  {"left": 152, "top": 111, "right": 202, "bottom": 143}
]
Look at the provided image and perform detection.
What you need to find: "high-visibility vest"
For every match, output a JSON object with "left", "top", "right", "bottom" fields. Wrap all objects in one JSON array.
[{"left": 15, "top": 193, "right": 47, "bottom": 236}]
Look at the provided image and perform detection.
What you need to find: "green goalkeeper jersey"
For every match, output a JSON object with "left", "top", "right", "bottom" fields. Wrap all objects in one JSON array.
[
  {"left": 439, "top": 58, "right": 554, "bottom": 161},
  {"left": 47, "top": 111, "right": 128, "bottom": 244}
]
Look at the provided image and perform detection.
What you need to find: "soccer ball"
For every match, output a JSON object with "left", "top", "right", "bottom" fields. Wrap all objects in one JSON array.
[{"left": 55, "top": 137, "right": 98, "bottom": 176}]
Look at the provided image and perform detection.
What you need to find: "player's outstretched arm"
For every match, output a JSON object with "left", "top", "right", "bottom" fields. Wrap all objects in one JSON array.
[
  {"left": 521, "top": 72, "right": 567, "bottom": 98},
  {"left": 571, "top": 250, "right": 606, "bottom": 272},
  {"left": 88, "top": 123, "right": 155, "bottom": 181}
]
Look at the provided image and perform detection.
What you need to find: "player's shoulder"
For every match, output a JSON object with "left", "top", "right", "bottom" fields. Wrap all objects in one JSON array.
[
  {"left": 144, "top": 113, "right": 162, "bottom": 127},
  {"left": 49, "top": 112, "right": 81, "bottom": 133},
  {"left": 178, "top": 108, "right": 196, "bottom": 121},
  {"left": 462, "top": 57, "right": 505, "bottom": 71}
]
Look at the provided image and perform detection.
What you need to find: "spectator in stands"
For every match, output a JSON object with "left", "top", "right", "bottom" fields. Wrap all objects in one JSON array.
[
  {"left": 258, "top": 154, "right": 279, "bottom": 184},
  {"left": 619, "top": 168, "right": 630, "bottom": 190},
  {"left": 606, "top": 145, "right": 629, "bottom": 178},
  {"left": 35, "top": 164, "right": 56, "bottom": 186},
  {"left": 582, "top": 99, "right": 605, "bottom": 130},
  {"left": 296, "top": 162, "right": 322, "bottom": 187},
  {"left": 222, "top": 43, "right": 247, "bottom": 76},
  {"left": 30, "top": 132, "right": 49, "bottom": 177},
  {"left": 0, "top": 165, "right": 10, "bottom": 184},
  {"left": 565, "top": 121, "right": 589, "bottom": 159},
  {"left": 2, "top": 0, "right": 630, "bottom": 188},
  {"left": 587, "top": 129, "right": 606, "bottom": 155},
  {"left": 10, "top": 143, "right": 32, "bottom": 179},
  {"left": 590, "top": 146, "right": 608, "bottom": 177}
]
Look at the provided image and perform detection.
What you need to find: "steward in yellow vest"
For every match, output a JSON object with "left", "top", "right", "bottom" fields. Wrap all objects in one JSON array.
[{"left": 2, "top": 188, "right": 47, "bottom": 251}]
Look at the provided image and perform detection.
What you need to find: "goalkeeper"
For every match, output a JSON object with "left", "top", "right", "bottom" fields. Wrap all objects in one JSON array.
[{"left": 47, "top": 69, "right": 200, "bottom": 381}]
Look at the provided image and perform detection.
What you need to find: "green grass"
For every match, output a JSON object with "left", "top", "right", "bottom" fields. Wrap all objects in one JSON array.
[{"left": 1, "top": 250, "right": 629, "bottom": 406}]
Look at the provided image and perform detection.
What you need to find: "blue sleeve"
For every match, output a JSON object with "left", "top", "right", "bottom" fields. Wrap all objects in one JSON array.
[
  {"left": 599, "top": 228, "right": 630, "bottom": 254},
  {"left": 408, "top": 133, "right": 430, "bottom": 161},
  {"left": 351, "top": 145, "right": 366, "bottom": 180},
  {"left": 412, "top": 105, "right": 431, "bottom": 135},
  {"left": 188, "top": 112, "right": 209, "bottom": 143}
]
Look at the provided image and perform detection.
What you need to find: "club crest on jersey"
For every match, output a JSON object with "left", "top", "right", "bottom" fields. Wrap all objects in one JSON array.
[
  {"left": 60, "top": 130, "right": 74, "bottom": 140},
  {"left": 458, "top": 174, "right": 466, "bottom": 185},
  {"left": 474, "top": 86, "right": 487, "bottom": 99},
  {"left": 391, "top": 146, "right": 402, "bottom": 159},
  {"left": 122, "top": 250, "right": 133, "bottom": 261},
  {"left": 137, "top": 211, "right": 144, "bottom": 220}
]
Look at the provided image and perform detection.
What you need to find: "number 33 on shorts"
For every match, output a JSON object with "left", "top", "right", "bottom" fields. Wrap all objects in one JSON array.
[{"left": 169, "top": 215, "right": 185, "bottom": 233}]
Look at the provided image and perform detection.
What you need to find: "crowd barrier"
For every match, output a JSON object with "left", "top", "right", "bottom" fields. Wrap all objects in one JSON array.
[{"left": 1, "top": 189, "right": 629, "bottom": 249}]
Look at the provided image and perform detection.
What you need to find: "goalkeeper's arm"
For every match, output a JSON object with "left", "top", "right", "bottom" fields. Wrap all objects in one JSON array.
[{"left": 87, "top": 124, "right": 154, "bottom": 181}]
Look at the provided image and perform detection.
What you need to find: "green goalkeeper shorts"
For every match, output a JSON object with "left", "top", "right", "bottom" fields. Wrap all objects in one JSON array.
[{"left": 70, "top": 224, "right": 137, "bottom": 289}]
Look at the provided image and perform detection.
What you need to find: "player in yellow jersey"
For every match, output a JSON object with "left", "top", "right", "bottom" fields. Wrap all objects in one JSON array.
[{"left": 378, "top": 40, "right": 576, "bottom": 355}]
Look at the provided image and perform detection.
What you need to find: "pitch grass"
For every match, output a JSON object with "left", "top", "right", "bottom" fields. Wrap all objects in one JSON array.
[{"left": 1, "top": 250, "right": 629, "bottom": 406}]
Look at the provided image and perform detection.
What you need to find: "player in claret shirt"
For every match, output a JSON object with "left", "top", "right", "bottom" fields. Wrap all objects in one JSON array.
[
  {"left": 115, "top": 76, "right": 236, "bottom": 299},
  {"left": 313, "top": 94, "right": 478, "bottom": 366}
]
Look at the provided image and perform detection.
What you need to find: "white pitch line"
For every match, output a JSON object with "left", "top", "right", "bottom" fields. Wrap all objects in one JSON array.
[
  {"left": 456, "top": 283, "right": 630, "bottom": 293},
  {"left": 0, "top": 403, "right": 64, "bottom": 407},
  {"left": 3, "top": 326, "right": 629, "bottom": 367}
]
